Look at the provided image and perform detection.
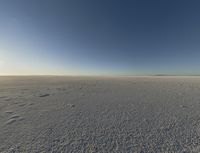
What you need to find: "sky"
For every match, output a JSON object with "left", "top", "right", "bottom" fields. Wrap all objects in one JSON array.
[{"left": 0, "top": 0, "right": 200, "bottom": 75}]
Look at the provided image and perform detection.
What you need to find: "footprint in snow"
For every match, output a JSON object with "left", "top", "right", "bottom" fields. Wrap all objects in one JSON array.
[
  {"left": 67, "top": 104, "right": 75, "bottom": 108},
  {"left": 10, "top": 114, "right": 20, "bottom": 119},
  {"left": 6, "top": 119, "right": 16, "bottom": 125},
  {"left": 39, "top": 94, "right": 50, "bottom": 97},
  {"left": 180, "top": 105, "right": 187, "bottom": 108},
  {"left": 5, "top": 110, "right": 13, "bottom": 114},
  {"left": 5, "top": 114, "right": 24, "bottom": 125}
]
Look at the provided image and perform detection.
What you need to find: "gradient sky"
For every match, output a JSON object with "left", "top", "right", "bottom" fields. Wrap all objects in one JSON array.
[{"left": 0, "top": 0, "right": 200, "bottom": 75}]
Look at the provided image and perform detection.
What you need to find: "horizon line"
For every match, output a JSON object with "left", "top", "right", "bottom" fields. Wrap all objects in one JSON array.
[{"left": 1, "top": 74, "right": 200, "bottom": 77}]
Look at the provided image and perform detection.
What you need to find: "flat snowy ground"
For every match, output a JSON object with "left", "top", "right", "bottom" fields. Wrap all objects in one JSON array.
[{"left": 1, "top": 76, "right": 200, "bottom": 153}]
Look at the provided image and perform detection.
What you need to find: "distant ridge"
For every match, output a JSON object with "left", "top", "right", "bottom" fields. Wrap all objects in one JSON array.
[{"left": 153, "top": 74, "right": 200, "bottom": 76}]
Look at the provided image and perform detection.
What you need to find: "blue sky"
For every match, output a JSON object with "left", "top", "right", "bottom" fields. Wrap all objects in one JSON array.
[{"left": 0, "top": 0, "right": 200, "bottom": 75}]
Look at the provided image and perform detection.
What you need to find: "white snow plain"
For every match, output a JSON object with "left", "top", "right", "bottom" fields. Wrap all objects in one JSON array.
[{"left": 0, "top": 76, "right": 200, "bottom": 152}]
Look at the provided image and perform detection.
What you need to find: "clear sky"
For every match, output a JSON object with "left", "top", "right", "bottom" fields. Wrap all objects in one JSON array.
[{"left": 0, "top": 0, "right": 200, "bottom": 75}]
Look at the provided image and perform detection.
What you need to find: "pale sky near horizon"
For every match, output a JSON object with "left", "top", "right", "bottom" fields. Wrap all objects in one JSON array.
[{"left": 0, "top": 0, "right": 200, "bottom": 75}]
